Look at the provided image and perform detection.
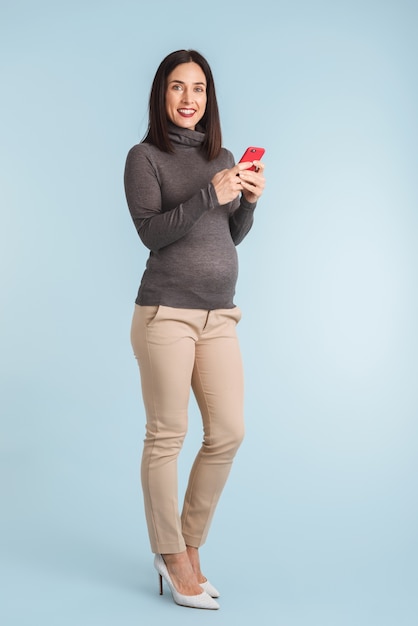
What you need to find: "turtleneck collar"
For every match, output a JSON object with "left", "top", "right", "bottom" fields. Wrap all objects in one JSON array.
[{"left": 167, "top": 122, "right": 205, "bottom": 149}]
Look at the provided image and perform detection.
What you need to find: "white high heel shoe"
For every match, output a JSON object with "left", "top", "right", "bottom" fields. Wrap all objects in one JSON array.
[
  {"left": 200, "top": 580, "right": 220, "bottom": 598},
  {"left": 154, "top": 554, "right": 220, "bottom": 610}
]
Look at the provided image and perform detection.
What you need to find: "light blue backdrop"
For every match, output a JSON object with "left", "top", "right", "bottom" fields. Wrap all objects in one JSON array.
[{"left": 1, "top": 1, "right": 417, "bottom": 624}]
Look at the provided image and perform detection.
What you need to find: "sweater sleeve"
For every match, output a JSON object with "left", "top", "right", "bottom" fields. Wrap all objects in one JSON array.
[
  {"left": 229, "top": 196, "right": 257, "bottom": 245},
  {"left": 218, "top": 147, "right": 257, "bottom": 245},
  {"left": 124, "top": 144, "right": 218, "bottom": 252}
]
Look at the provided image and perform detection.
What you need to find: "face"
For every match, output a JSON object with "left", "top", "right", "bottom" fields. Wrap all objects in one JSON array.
[{"left": 165, "top": 62, "right": 207, "bottom": 131}]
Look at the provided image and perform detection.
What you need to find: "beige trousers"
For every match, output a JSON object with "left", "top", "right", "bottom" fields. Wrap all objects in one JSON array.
[{"left": 130, "top": 304, "right": 245, "bottom": 554}]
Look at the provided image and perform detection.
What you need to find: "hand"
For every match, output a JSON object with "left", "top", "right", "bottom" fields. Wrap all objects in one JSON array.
[
  {"left": 211, "top": 164, "right": 246, "bottom": 205},
  {"left": 236, "top": 160, "right": 266, "bottom": 203},
  {"left": 212, "top": 161, "right": 266, "bottom": 205}
]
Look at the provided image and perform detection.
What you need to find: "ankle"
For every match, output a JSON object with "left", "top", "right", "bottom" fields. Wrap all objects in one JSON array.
[
  {"left": 162, "top": 550, "right": 189, "bottom": 566},
  {"left": 186, "top": 545, "right": 207, "bottom": 583}
]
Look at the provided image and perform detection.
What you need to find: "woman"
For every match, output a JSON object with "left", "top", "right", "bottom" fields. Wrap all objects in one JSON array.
[{"left": 124, "top": 49, "right": 265, "bottom": 610}]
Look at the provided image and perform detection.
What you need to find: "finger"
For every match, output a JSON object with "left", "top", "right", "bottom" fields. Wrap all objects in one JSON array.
[
  {"left": 239, "top": 169, "right": 265, "bottom": 182},
  {"left": 235, "top": 161, "right": 254, "bottom": 174},
  {"left": 239, "top": 179, "right": 260, "bottom": 195},
  {"left": 239, "top": 170, "right": 264, "bottom": 184}
]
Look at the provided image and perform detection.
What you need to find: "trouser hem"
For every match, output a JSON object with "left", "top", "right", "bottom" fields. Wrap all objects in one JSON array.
[
  {"left": 151, "top": 539, "right": 187, "bottom": 555},
  {"left": 182, "top": 534, "right": 204, "bottom": 549}
]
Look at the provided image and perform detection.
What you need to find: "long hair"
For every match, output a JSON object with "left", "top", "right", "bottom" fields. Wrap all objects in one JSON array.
[{"left": 144, "top": 50, "right": 222, "bottom": 160}]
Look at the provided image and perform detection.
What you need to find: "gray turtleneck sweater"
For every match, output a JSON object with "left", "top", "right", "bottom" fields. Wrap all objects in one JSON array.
[{"left": 124, "top": 125, "right": 257, "bottom": 310}]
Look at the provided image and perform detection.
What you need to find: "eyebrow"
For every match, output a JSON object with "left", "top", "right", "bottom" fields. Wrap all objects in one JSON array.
[{"left": 168, "top": 79, "right": 206, "bottom": 86}]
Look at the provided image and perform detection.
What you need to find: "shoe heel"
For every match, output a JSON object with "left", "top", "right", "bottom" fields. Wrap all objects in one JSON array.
[{"left": 159, "top": 573, "right": 163, "bottom": 595}]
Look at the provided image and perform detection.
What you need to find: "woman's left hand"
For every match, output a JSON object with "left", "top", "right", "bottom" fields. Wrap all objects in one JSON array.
[{"left": 237, "top": 160, "right": 266, "bottom": 203}]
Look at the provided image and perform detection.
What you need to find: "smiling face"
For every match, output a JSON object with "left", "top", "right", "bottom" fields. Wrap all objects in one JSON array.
[{"left": 165, "top": 62, "right": 207, "bottom": 131}]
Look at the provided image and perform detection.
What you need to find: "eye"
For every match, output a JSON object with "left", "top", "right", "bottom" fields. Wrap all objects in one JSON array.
[{"left": 172, "top": 84, "right": 183, "bottom": 91}]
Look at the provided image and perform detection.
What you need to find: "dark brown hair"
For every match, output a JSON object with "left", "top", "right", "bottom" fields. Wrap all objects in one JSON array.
[{"left": 144, "top": 50, "right": 222, "bottom": 160}]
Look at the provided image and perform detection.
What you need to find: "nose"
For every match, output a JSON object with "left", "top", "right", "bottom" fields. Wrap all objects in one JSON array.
[{"left": 181, "top": 87, "right": 193, "bottom": 103}]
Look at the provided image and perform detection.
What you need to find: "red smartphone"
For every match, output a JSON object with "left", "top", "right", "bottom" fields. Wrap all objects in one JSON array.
[{"left": 238, "top": 146, "right": 265, "bottom": 171}]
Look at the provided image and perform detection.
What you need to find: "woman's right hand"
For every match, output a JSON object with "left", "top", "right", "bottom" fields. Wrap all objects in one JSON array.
[{"left": 211, "top": 163, "right": 250, "bottom": 205}]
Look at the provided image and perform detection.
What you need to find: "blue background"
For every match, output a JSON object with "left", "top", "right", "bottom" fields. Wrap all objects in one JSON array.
[{"left": 1, "top": 1, "right": 417, "bottom": 624}]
